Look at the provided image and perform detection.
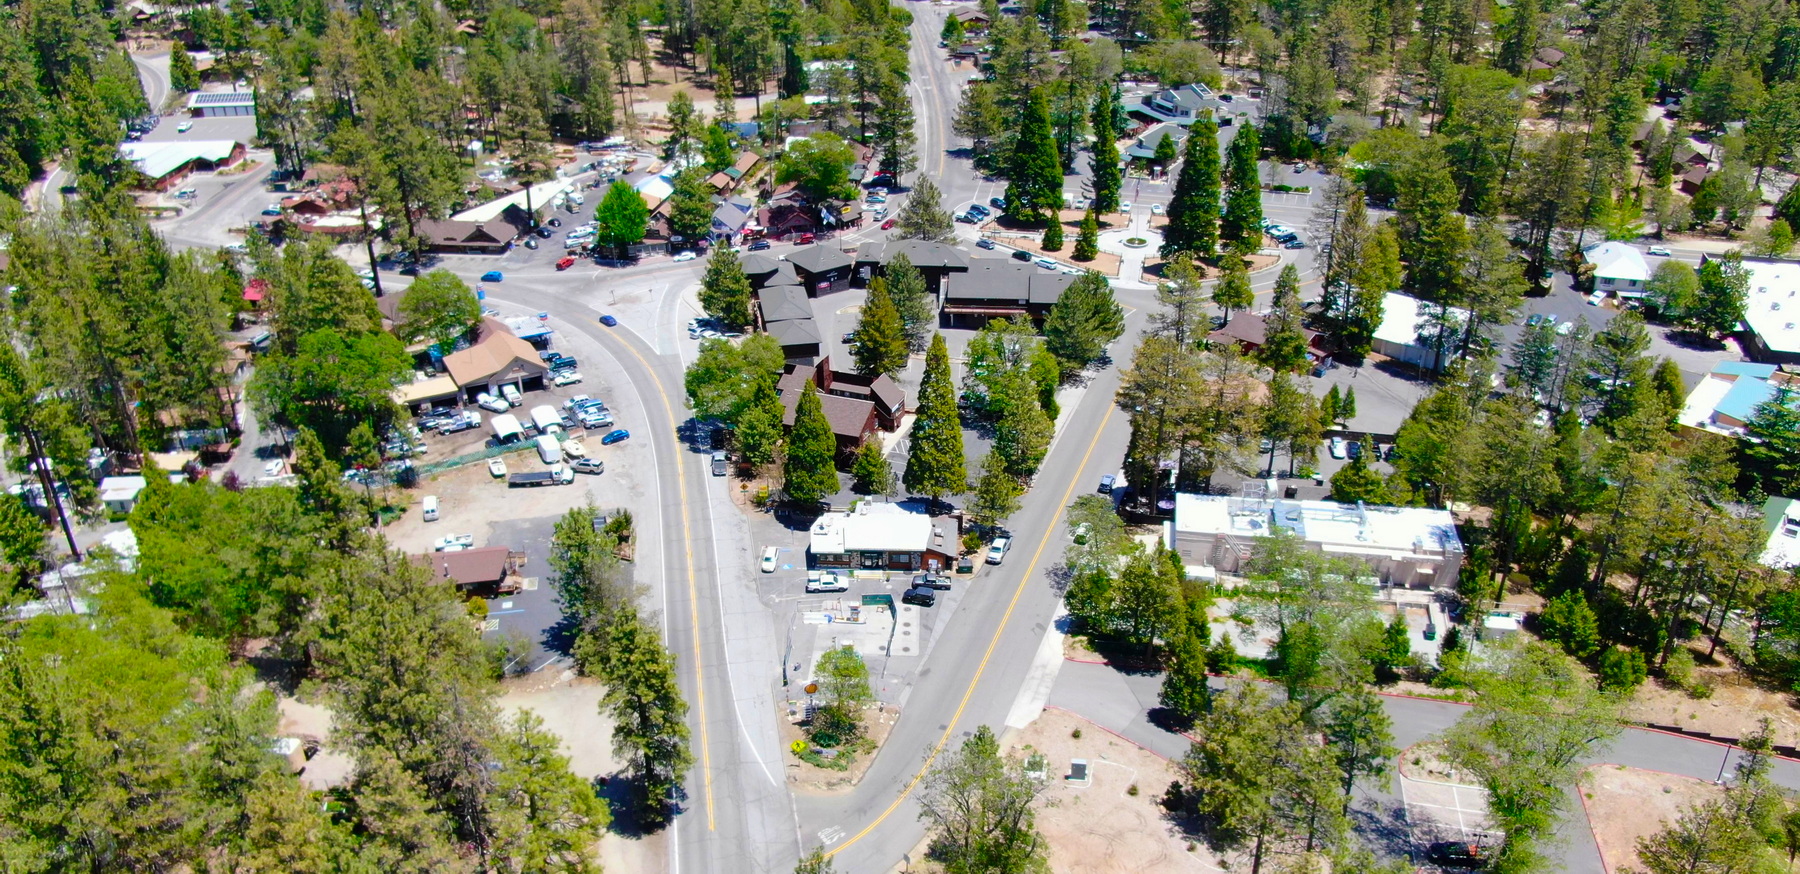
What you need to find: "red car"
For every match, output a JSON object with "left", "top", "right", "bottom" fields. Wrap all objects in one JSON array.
[
  {"left": 555, "top": 256, "right": 576, "bottom": 271},
  {"left": 795, "top": 233, "right": 816, "bottom": 244},
  {"left": 881, "top": 218, "right": 897, "bottom": 230}
]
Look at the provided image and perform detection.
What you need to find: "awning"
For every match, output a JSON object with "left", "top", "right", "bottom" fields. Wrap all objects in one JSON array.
[{"left": 940, "top": 305, "right": 1028, "bottom": 317}]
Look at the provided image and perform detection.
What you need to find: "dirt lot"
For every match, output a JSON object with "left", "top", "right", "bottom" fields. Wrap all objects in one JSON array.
[
  {"left": 1582, "top": 765, "right": 1723, "bottom": 873},
  {"left": 1014, "top": 708, "right": 1228, "bottom": 873},
  {"left": 782, "top": 702, "right": 900, "bottom": 793},
  {"left": 1621, "top": 654, "right": 1800, "bottom": 747},
  {"left": 378, "top": 457, "right": 598, "bottom": 556}
]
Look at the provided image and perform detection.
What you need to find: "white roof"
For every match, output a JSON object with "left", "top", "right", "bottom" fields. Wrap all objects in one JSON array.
[
  {"left": 809, "top": 503, "right": 935, "bottom": 554},
  {"left": 119, "top": 140, "right": 240, "bottom": 180},
  {"left": 529, "top": 404, "right": 561, "bottom": 430},
  {"left": 451, "top": 178, "right": 573, "bottom": 223},
  {"left": 1373, "top": 291, "right": 1467, "bottom": 348},
  {"left": 1174, "top": 493, "right": 1462, "bottom": 560},
  {"left": 490, "top": 413, "right": 523, "bottom": 438},
  {"left": 98, "top": 475, "right": 148, "bottom": 502},
  {"left": 1740, "top": 257, "right": 1800, "bottom": 355},
  {"left": 634, "top": 175, "right": 674, "bottom": 204},
  {"left": 1585, "top": 241, "right": 1649, "bottom": 282}
]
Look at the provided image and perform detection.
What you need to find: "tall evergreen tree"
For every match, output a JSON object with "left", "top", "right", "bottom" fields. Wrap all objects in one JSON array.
[
  {"left": 1043, "top": 216, "right": 1064, "bottom": 250},
  {"left": 1219, "top": 123, "right": 1263, "bottom": 253},
  {"left": 1004, "top": 90, "right": 1063, "bottom": 224},
  {"left": 884, "top": 254, "right": 935, "bottom": 353},
  {"left": 1073, "top": 208, "right": 1099, "bottom": 260},
  {"left": 1090, "top": 88, "right": 1122, "bottom": 214},
  {"left": 783, "top": 385, "right": 840, "bottom": 503},
  {"left": 600, "top": 611, "right": 693, "bottom": 827},
  {"left": 1212, "top": 255, "right": 1254, "bottom": 321},
  {"left": 1259, "top": 265, "right": 1309, "bottom": 373},
  {"left": 852, "top": 284, "right": 909, "bottom": 378},
  {"left": 894, "top": 178, "right": 954, "bottom": 243},
  {"left": 903, "top": 334, "right": 967, "bottom": 504},
  {"left": 1043, "top": 271, "right": 1125, "bottom": 374},
  {"left": 699, "top": 247, "right": 754, "bottom": 330},
  {"left": 1162, "top": 111, "right": 1221, "bottom": 259}
]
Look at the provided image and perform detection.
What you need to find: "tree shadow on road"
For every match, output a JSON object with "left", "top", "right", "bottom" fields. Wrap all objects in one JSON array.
[
  {"left": 598, "top": 773, "right": 684, "bottom": 838},
  {"left": 1348, "top": 796, "right": 1418, "bottom": 863}
]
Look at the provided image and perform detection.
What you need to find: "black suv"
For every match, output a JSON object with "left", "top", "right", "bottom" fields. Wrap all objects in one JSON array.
[
  {"left": 911, "top": 573, "right": 952, "bottom": 591},
  {"left": 901, "top": 587, "right": 937, "bottom": 607}
]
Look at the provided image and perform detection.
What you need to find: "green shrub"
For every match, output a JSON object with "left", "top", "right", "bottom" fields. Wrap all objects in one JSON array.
[{"left": 1598, "top": 646, "right": 1647, "bottom": 692}]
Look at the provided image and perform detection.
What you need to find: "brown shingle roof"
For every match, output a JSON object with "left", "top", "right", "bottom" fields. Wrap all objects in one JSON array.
[
  {"left": 418, "top": 546, "right": 511, "bottom": 586},
  {"left": 441, "top": 320, "right": 547, "bottom": 387}
]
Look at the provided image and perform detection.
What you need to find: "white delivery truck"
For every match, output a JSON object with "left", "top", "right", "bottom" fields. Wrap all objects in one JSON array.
[{"left": 535, "top": 434, "right": 563, "bottom": 464}]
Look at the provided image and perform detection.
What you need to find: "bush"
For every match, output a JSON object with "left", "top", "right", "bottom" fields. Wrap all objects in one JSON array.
[
  {"left": 1661, "top": 647, "right": 1695, "bottom": 690},
  {"left": 1598, "top": 646, "right": 1647, "bottom": 693}
]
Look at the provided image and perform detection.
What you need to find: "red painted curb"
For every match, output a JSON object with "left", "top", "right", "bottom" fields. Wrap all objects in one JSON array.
[{"left": 1575, "top": 784, "right": 1612, "bottom": 874}]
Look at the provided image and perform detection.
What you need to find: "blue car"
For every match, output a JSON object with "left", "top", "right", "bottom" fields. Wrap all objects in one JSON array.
[
  {"left": 598, "top": 314, "right": 617, "bottom": 327},
  {"left": 481, "top": 271, "right": 504, "bottom": 282},
  {"left": 600, "top": 429, "right": 630, "bottom": 445}
]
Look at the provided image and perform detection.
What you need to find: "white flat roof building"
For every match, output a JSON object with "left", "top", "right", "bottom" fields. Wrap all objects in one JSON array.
[
  {"left": 1371, "top": 291, "right": 1467, "bottom": 372},
  {"left": 1760, "top": 497, "right": 1800, "bottom": 569},
  {"left": 808, "top": 502, "right": 955, "bottom": 572},
  {"left": 1734, "top": 256, "right": 1800, "bottom": 361},
  {"left": 1170, "top": 492, "right": 1464, "bottom": 588}
]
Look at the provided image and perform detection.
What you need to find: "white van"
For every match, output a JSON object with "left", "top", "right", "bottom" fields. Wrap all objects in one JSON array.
[
  {"left": 422, "top": 495, "right": 439, "bottom": 521},
  {"left": 536, "top": 434, "right": 563, "bottom": 464}
]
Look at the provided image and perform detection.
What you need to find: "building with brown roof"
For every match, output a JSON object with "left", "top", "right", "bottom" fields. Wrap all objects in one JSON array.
[
  {"left": 440, "top": 318, "right": 548, "bottom": 398},
  {"left": 938, "top": 258, "right": 1079, "bottom": 328},
  {"left": 416, "top": 214, "right": 528, "bottom": 254},
  {"left": 777, "top": 355, "right": 906, "bottom": 461},
  {"left": 416, "top": 546, "right": 527, "bottom": 593},
  {"left": 856, "top": 241, "right": 973, "bottom": 295},
  {"left": 1206, "top": 312, "right": 1329, "bottom": 360}
]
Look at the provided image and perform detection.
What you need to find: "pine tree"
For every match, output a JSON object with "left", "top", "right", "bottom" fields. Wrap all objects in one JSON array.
[
  {"left": 1322, "top": 384, "right": 1343, "bottom": 427},
  {"left": 1329, "top": 452, "right": 1389, "bottom": 503},
  {"left": 1538, "top": 591, "right": 1601, "bottom": 658},
  {"left": 852, "top": 285, "right": 909, "bottom": 378},
  {"left": 1339, "top": 386, "right": 1357, "bottom": 422},
  {"left": 783, "top": 385, "right": 840, "bottom": 503},
  {"left": 967, "top": 451, "right": 1023, "bottom": 529},
  {"left": 1219, "top": 122, "right": 1263, "bottom": 253},
  {"left": 1073, "top": 209, "right": 1099, "bottom": 261},
  {"left": 1090, "top": 89, "right": 1122, "bottom": 215},
  {"left": 1152, "top": 132, "right": 1179, "bottom": 173},
  {"left": 1004, "top": 90, "right": 1063, "bottom": 224},
  {"left": 894, "top": 177, "right": 954, "bottom": 243},
  {"left": 1158, "top": 622, "right": 1213, "bottom": 725},
  {"left": 700, "top": 247, "right": 754, "bottom": 330},
  {"left": 1258, "top": 264, "right": 1309, "bottom": 372},
  {"left": 1043, "top": 216, "right": 1064, "bottom": 251},
  {"left": 884, "top": 254, "right": 935, "bottom": 353},
  {"left": 170, "top": 42, "right": 201, "bottom": 93},
  {"left": 1043, "top": 271, "right": 1125, "bottom": 374},
  {"left": 1212, "top": 255, "right": 1253, "bottom": 321},
  {"left": 851, "top": 441, "right": 893, "bottom": 495},
  {"left": 1162, "top": 112, "right": 1220, "bottom": 260},
  {"left": 903, "top": 334, "right": 967, "bottom": 503},
  {"left": 600, "top": 611, "right": 693, "bottom": 826}
]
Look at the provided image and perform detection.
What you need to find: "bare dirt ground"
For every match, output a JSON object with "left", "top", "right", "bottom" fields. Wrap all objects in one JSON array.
[
  {"left": 1620, "top": 647, "right": 1800, "bottom": 746},
  {"left": 1013, "top": 708, "right": 1232, "bottom": 873},
  {"left": 616, "top": 38, "right": 762, "bottom": 129},
  {"left": 783, "top": 702, "right": 900, "bottom": 793},
  {"left": 1582, "top": 765, "right": 1723, "bottom": 874},
  {"left": 379, "top": 457, "right": 597, "bottom": 556}
]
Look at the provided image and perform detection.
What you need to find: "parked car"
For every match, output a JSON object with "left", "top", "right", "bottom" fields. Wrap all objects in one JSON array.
[
  {"left": 487, "top": 458, "right": 508, "bottom": 477},
  {"left": 176, "top": 120, "right": 194, "bottom": 133},
  {"left": 1098, "top": 474, "right": 1116, "bottom": 494},
  {"left": 1151, "top": 203, "right": 1164, "bottom": 215},
  {"left": 1525, "top": 313, "right": 1544, "bottom": 327},
  {"left": 673, "top": 250, "right": 699, "bottom": 262},
  {"left": 1119, "top": 201, "right": 1133, "bottom": 212},
  {"left": 500, "top": 384, "right": 523, "bottom": 406},
  {"left": 795, "top": 233, "right": 816, "bottom": 244},
  {"left": 572, "top": 458, "right": 605, "bottom": 474},
  {"left": 761, "top": 546, "right": 780, "bottom": 573},
  {"left": 955, "top": 212, "right": 977, "bottom": 223},
  {"left": 1647, "top": 245, "right": 1672, "bottom": 256},
  {"left": 433, "top": 534, "right": 475, "bottom": 552},
  {"left": 1424, "top": 841, "right": 1486, "bottom": 869},
  {"left": 261, "top": 204, "right": 282, "bottom": 216},
  {"left": 976, "top": 239, "right": 996, "bottom": 250},
  {"left": 598, "top": 314, "right": 617, "bottom": 326},
  {"left": 549, "top": 356, "right": 579, "bottom": 372},
  {"left": 989, "top": 197, "right": 1007, "bottom": 209},
  {"left": 865, "top": 194, "right": 887, "bottom": 204},
  {"left": 881, "top": 218, "right": 897, "bottom": 230},
  {"left": 556, "top": 256, "right": 576, "bottom": 270},
  {"left": 476, "top": 392, "right": 510, "bottom": 414},
  {"left": 911, "top": 573, "right": 952, "bottom": 590},
  {"left": 1328, "top": 436, "right": 1347, "bottom": 459},
  {"left": 553, "top": 371, "right": 583, "bottom": 386},
  {"left": 1587, "top": 289, "right": 1607, "bottom": 306},
  {"left": 986, "top": 536, "right": 1011, "bottom": 565},
  {"left": 1347, "top": 441, "right": 1363, "bottom": 460},
  {"left": 523, "top": 238, "right": 539, "bottom": 250},
  {"left": 1012, "top": 249, "right": 1032, "bottom": 261},
  {"left": 536, "top": 226, "right": 554, "bottom": 238},
  {"left": 902, "top": 587, "right": 937, "bottom": 607},
  {"left": 711, "top": 450, "right": 728, "bottom": 476},
  {"left": 1035, "top": 257, "right": 1057, "bottom": 269},
  {"left": 600, "top": 429, "right": 630, "bottom": 445},
  {"left": 481, "top": 271, "right": 504, "bottom": 282},
  {"left": 748, "top": 239, "right": 771, "bottom": 251},
  {"left": 806, "top": 570, "right": 849, "bottom": 593}
]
